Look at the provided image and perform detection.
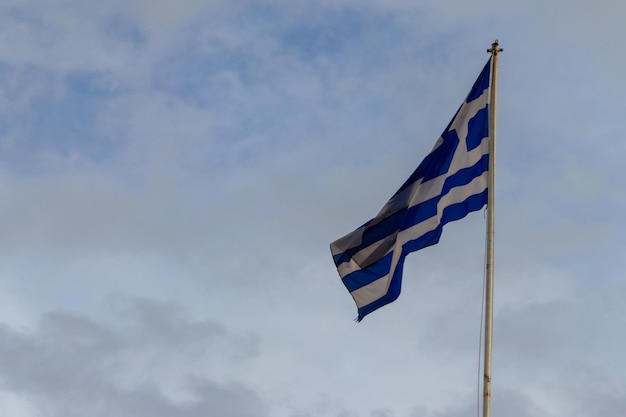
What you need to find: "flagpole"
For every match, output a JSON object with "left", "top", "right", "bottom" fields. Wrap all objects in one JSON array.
[{"left": 483, "top": 40, "right": 502, "bottom": 417}]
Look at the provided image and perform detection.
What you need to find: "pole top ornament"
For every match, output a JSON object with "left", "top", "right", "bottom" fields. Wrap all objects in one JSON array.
[{"left": 487, "top": 40, "right": 503, "bottom": 54}]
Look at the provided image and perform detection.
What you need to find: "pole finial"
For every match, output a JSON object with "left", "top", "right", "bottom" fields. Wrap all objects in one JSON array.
[{"left": 487, "top": 40, "right": 503, "bottom": 55}]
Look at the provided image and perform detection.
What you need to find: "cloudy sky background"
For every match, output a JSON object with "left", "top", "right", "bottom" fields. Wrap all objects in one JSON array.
[{"left": 0, "top": 1, "right": 625, "bottom": 416}]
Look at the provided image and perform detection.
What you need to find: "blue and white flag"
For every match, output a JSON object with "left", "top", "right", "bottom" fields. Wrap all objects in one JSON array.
[{"left": 330, "top": 59, "right": 492, "bottom": 321}]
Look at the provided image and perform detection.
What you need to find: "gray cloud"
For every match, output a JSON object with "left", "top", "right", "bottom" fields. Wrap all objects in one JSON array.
[{"left": 0, "top": 297, "right": 263, "bottom": 417}]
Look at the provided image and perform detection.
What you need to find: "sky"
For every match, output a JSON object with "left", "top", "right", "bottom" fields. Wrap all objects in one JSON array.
[{"left": 0, "top": 1, "right": 625, "bottom": 416}]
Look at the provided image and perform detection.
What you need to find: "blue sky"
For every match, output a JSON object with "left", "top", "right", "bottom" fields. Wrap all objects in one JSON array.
[{"left": 0, "top": 1, "right": 625, "bottom": 416}]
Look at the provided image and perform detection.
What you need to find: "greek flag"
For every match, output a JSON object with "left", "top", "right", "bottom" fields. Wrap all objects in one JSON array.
[{"left": 330, "top": 59, "right": 492, "bottom": 321}]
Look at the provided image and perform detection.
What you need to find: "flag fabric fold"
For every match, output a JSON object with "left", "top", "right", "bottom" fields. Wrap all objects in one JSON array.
[{"left": 330, "top": 59, "right": 492, "bottom": 321}]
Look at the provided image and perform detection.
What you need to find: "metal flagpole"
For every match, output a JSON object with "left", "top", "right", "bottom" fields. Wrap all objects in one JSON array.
[{"left": 483, "top": 40, "right": 502, "bottom": 417}]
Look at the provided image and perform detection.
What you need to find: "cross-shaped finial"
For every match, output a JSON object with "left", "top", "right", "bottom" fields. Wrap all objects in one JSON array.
[{"left": 487, "top": 40, "right": 503, "bottom": 55}]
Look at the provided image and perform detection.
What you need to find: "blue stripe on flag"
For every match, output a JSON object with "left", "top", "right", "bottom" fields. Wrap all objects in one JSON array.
[
  {"left": 398, "top": 131, "right": 459, "bottom": 189},
  {"left": 342, "top": 252, "right": 394, "bottom": 292},
  {"left": 355, "top": 255, "right": 406, "bottom": 320},
  {"left": 330, "top": 58, "right": 492, "bottom": 321},
  {"left": 466, "top": 106, "right": 489, "bottom": 151},
  {"left": 466, "top": 61, "right": 491, "bottom": 102}
]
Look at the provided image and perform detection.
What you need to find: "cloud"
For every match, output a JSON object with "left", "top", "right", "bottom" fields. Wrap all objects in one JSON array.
[{"left": 0, "top": 297, "right": 264, "bottom": 417}]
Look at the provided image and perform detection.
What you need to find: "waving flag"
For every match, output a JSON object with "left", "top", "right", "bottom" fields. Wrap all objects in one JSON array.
[{"left": 330, "top": 59, "right": 492, "bottom": 321}]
